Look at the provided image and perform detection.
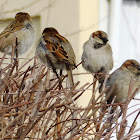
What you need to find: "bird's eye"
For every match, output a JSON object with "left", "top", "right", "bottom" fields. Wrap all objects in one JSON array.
[
  {"left": 137, "top": 66, "right": 140, "bottom": 70},
  {"left": 131, "top": 63, "right": 136, "bottom": 67}
]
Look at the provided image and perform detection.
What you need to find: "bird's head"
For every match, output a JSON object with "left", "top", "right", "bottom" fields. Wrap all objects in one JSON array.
[
  {"left": 121, "top": 59, "right": 140, "bottom": 75},
  {"left": 42, "top": 27, "right": 59, "bottom": 37},
  {"left": 90, "top": 30, "right": 108, "bottom": 44},
  {"left": 15, "top": 12, "right": 32, "bottom": 22}
]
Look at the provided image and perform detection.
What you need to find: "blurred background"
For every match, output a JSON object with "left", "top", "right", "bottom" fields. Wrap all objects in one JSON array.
[{"left": 0, "top": 0, "right": 140, "bottom": 139}]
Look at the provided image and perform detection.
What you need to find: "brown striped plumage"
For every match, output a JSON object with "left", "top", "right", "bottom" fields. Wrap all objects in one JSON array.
[
  {"left": 36, "top": 27, "right": 76, "bottom": 70},
  {"left": 36, "top": 27, "right": 76, "bottom": 86},
  {"left": 0, "top": 12, "right": 35, "bottom": 54}
]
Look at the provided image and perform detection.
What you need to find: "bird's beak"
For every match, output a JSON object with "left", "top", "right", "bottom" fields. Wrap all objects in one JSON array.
[
  {"left": 137, "top": 65, "right": 140, "bottom": 71},
  {"left": 102, "top": 38, "right": 108, "bottom": 43},
  {"left": 99, "top": 37, "right": 108, "bottom": 44}
]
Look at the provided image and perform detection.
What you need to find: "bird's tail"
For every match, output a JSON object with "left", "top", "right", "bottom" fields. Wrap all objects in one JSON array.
[{"left": 67, "top": 70, "right": 74, "bottom": 88}]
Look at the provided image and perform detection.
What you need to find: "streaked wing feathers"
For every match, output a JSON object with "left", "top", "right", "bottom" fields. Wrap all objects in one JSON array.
[
  {"left": 45, "top": 37, "right": 69, "bottom": 62},
  {"left": 0, "top": 20, "right": 25, "bottom": 39}
]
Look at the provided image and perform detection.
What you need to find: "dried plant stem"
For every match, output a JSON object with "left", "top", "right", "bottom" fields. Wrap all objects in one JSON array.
[
  {"left": 92, "top": 76, "right": 97, "bottom": 94},
  {"left": 0, "top": 50, "right": 139, "bottom": 139},
  {"left": 15, "top": 37, "right": 19, "bottom": 71},
  {"left": 118, "top": 78, "right": 139, "bottom": 139},
  {"left": 19, "top": 99, "right": 60, "bottom": 140},
  {"left": 126, "top": 111, "right": 140, "bottom": 140},
  {"left": 0, "top": 102, "right": 39, "bottom": 137}
]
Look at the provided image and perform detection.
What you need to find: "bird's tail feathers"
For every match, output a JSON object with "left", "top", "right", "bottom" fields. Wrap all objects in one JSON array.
[{"left": 67, "top": 70, "right": 74, "bottom": 88}]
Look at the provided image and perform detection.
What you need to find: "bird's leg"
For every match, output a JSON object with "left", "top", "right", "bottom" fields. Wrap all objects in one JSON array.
[
  {"left": 58, "top": 70, "right": 63, "bottom": 90},
  {"left": 57, "top": 70, "right": 62, "bottom": 90},
  {"left": 51, "top": 68, "right": 63, "bottom": 89},
  {"left": 60, "top": 69, "right": 62, "bottom": 76},
  {"left": 52, "top": 68, "right": 59, "bottom": 78}
]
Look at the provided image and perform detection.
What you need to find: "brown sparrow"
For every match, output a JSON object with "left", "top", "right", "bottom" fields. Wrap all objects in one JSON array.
[
  {"left": 36, "top": 27, "right": 76, "bottom": 86},
  {"left": 0, "top": 12, "right": 35, "bottom": 55},
  {"left": 106, "top": 59, "right": 140, "bottom": 104},
  {"left": 82, "top": 30, "right": 113, "bottom": 83}
]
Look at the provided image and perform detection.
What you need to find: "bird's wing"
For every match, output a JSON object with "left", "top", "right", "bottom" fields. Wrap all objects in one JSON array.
[
  {"left": 44, "top": 35, "right": 69, "bottom": 63},
  {"left": 0, "top": 20, "right": 25, "bottom": 39},
  {"left": 54, "top": 34, "right": 76, "bottom": 68}
]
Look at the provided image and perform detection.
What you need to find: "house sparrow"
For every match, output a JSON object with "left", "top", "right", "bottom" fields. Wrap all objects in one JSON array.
[
  {"left": 82, "top": 30, "right": 113, "bottom": 84},
  {"left": 36, "top": 27, "right": 76, "bottom": 86},
  {"left": 0, "top": 12, "right": 35, "bottom": 55},
  {"left": 106, "top": 59, "right": 140, "bottom": 104}
]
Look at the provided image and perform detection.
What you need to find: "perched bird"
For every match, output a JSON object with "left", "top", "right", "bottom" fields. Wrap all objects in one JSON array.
[
  {"left": 82, "top": 30, "right": 113, "bottom": 85},
  {"left": 0, "top": 12, "right": 35, "bottom": 55},
  {"left": 36, "top": 27, "right": 76, "bottom": 86},
  {"left": 106, "top": 59, "right": 140, "bottom": 104}
]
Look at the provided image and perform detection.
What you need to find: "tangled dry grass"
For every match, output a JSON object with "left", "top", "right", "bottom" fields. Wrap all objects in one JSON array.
[{"left": 0, "top": 48, "right": 140, "bottom": 140}]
